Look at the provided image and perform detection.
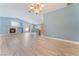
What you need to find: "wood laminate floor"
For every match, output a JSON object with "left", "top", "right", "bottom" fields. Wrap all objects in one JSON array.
[{"left": 0, "top": 33, "right": 79, "bottom": 56}]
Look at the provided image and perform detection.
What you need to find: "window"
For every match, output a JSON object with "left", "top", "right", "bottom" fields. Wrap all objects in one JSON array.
[{"left": 11, "top": 21, "right": 19, "bottom": 27}]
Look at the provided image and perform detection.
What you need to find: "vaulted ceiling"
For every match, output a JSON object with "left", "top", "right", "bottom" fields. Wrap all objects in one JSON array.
[
  {"left": 0, "top": 3, "right": 67, "bottom": 24},
  {"left": 0, "top": 3, "right": 66, "bottom": 14}
]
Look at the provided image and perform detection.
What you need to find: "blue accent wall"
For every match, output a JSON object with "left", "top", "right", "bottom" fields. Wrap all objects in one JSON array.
[
  {"left": 0, "top": 17, "right": 37, "bottom": 35},
  {"left": 44, "top": 4, "right": 79, "bottom": 41},
  {"left": 0, "top": 17, "right": 10, "bottom": 34},
  {"left": 0, "top": 17, "right": 24, "bottom": 35}
]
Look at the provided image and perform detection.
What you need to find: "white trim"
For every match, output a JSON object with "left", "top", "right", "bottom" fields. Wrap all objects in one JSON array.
[
  {"left": 45, "top": 36, "right": 79, "bottom": 44},
  {"left": 0, "top": 34, "right": 8, "bottom": 36}
]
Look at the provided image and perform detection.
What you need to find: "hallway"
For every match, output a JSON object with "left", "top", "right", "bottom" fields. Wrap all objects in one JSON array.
[{"left": 0, "top": 33, "right": 79, "bottom": 56}]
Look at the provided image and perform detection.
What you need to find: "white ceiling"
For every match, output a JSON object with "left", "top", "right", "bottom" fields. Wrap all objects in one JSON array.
[
  {"left": 17, "top": 3, "right": 67, "bottom": 14},
  {"left": 0, "top": 3, "right": 67, "bottom": 24},
  {"left": 42, "top": 3, "right": 66, "bottom": 13},
  {"left": 0, "top": 3, "right": 66, "bottom": 14},
  {"left": 0, "top": 3, "right": 67, "bottom": 14},
  {"left": 26, "top": 3, "right": 67, "bottom": 14}
]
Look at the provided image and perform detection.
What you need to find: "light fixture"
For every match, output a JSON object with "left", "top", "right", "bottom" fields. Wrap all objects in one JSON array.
[{"left": 29, "top": 3, "right": 44, "bottom": 14}]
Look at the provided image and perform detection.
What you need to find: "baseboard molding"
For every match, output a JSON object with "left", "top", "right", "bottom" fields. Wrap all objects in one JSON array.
[
  {"left": 0, "top": 34, "right": 8, "bottom": 36},
  {"left": 45, "top": 36, "right": 79, "bottom": 44}
]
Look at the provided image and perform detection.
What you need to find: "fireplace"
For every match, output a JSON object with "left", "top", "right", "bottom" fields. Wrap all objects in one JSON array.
[{"left": 9, "top": 28, "right": 17, "bottom": 33}]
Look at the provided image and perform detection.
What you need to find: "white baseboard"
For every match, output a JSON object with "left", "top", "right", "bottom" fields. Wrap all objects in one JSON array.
[
  {"left": 0, "top": 34, "right": 8, "bottom": 36},
  {"left": 45, "top": 36, "right": 79, "bottom": 44}
]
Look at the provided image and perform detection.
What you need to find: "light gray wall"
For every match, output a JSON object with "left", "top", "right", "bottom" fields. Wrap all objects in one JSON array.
[
  {"left": 0, "top": 17, "right": 38, "bottom": 35},
  {"left": 0, "top": 17, "right": 23, "bottom": 34},
  {"left": 44, "top": 4, "right": 79, "bottom": 41}
]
